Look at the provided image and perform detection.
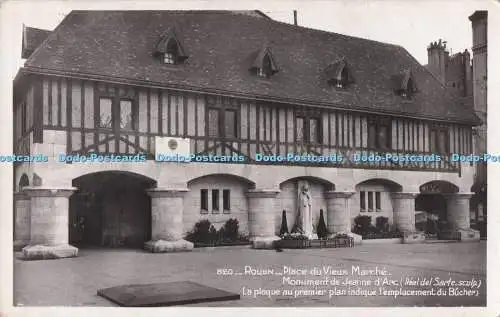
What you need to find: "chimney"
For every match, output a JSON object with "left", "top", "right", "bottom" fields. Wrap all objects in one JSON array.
[
  {"left": 427, "top": 39, "right": 448, "bottom": 84},
  {"left": 293, "top": 10, "right": 297, "bottom": 26}
]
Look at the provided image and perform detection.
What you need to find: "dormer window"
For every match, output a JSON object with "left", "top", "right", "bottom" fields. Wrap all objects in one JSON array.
[
  {"left": 163, "top": 40, "right": 178, "bottom": 64},
  {"left": 392, "top": 69, "right": 418, "bottom": 99},
  {"left": 250, "top": 45, "right": 279, "bottom": 78},
  {"left": 326, "top": 58, "right": 354, "bottom": 89},
  {"left": 154, "top": 28, "right": 188, "bottom": 65}
]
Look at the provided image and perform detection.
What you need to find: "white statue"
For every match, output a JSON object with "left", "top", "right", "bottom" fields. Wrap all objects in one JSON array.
[{"left": 295, "top": 180, "right": 313, "bottom": 238}]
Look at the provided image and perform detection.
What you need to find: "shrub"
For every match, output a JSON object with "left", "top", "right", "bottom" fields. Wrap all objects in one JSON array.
[
  {"left": 375, "top": 216, "right": 389, "bottom": 233},
  {"left": 222, "top": 218, "right": 239, "bottom": 241},
  {"left": 279, "top": 210, "right": 289, "bottom": 236},
  {"left": 353, "top": 215, "right": 372, "bottom": 233},
  {"left": 185, "top": 219, "right": 213, "bottom": 243},
  {"left": 281, "top": 233, "right": 309, "bottom": 240},
  {"left": 316, "top": 209, "right": 328, "bottom": 239}
]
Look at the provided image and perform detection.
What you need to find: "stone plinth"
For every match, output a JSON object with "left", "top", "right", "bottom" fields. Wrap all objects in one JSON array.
[
  {"left": 14, "top": 192, "right": 31, "bottom": 251},
  {"left": 391, "top": 192, "right": 419, "bottom": 232},
  {"left": 144, "top": 188, "right": 193, "bottom": 252},
  {"left": 402, "top": 231, "right": 426, "bottom": 244},
  {"left": 22, "top": 187, "right": 78, "bottom": 260},
  {"left": 246, "top": 189, "right": 280, "bottom": 249}
]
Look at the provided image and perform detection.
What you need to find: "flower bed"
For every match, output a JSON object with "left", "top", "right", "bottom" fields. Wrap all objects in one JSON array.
[{"left": 361, "top": 231, "right": 403, "bottom": 240}]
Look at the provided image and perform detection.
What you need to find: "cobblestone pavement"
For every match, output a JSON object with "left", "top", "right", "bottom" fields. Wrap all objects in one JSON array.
[{"left": 13, "top": 241, "right": 486, "bottom": 307}]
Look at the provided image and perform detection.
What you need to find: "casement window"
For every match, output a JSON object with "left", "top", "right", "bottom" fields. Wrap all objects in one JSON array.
[
  {"left": 296, "top": 115, "right": 322, "bottom": 144},
  {"left": 367, "top": 117, "right": 391, "bottom": 150},
  {"left": 251, "top": 46, "right": 279, "bottom": 78},
  {"left": 429, "top": 125, "right": 449, "bottom": 154},
  {"left": 212, "top": 189, "right": 220, "bottom": 212},
  {"left": 207, "top": 97, "right": 239, "bottom": 139},
  {"left": 258, "top": 55, "right": 273, "bottom": 78},
  {"left": 98, "top": 96, "right": 136, "bottom": 131},
  {"left": 200, "top": 188, "right": 231, "bottom": 214},
  {"left": 223, "top": 189, "right": 231, "bottom": 213},
  {"left": 360, "top": 191, "right": 382, "bottom": 212},
  {"left": 200, "top": 189, "right": 208, "bottom": 213}
]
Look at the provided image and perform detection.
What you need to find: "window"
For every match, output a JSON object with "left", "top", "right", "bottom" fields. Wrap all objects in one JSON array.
[
  {"left": 367, "top": 192, "right": 374, "bottom": 212},
  {"left": 120, "top": 100, "right": 133, "bottom": 130},
  {"left": 163, "top": 52, "right": 175, "bottom": 64},
  {"left": 98, "top": 97, "right": 136, "bottom": 130},
  {"left": 200, "top": 189, "right": 208, "bottom": 213},
  {"left": 360, "top": 191, "right": 366, "bottom": 212},
  {"left": 368, "top": 118, "right": 391, "bottom": 150},
  {"left": 163, "top": 40, "right": 178, "bottom": 64},
  {"left": 360, "top": 191, "right": 382, "bottom": 212},
  {"left": 99, "top": 98, "right": 113, "bottom": 128},
  {"left": 207, "top": 104, "right": 238, "bottom": 139},
  {"left": 208, "top": 108, "right": 220, "bottom": 137},
  {"left": 223, "top": 189, "right": 230, "bottom": 213},
  {"left": 375, "top": 192, "right": 381, "bottom": 211},
  {"left": 212, "top": 189, "right": 220, "bottom": 212},
  {"left": 259, "top": 54, "right": 273, "bottom": 78},
  {"left": 296, "top": 116, "right": 322, "bottom": 144},
  {"left": 250, "top": 45, "right": 279, "bottom": 78},
  {"left": 224, "top": 110, "right": 237, "bottom": 138},
  {"left": 429, "top": 126, "right": 449, "bottom": 153}
]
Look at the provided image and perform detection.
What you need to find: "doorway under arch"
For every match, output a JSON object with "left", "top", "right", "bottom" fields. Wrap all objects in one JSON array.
[
  {"left": 69, "top": 171, "right": 156, "bottom": 249},
  {"left": 415, "top": 181, "right": 459, "bottom": 239}
]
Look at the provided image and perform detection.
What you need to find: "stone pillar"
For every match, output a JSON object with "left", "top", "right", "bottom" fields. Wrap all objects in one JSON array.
[
  {"left": 14, "top": 192, "right": 31, "bottom": 251},
  {"left": 22, "top": 187, "right": 78, "bottom": 260},
  {"left": 325, "top": 191, "right": 354, "bottom": 233},
  {"left": 391, "top": 192, "right": 418, "bottom": 232},
  {"left": 445, "top": 193, "right": 479, "bottom": 242},
  {"left": 325, "top": 191, "right": 361, "bottom": 244},
  {"left": 246, "top": 189, "right": 280, "bottom": 249},
  {"left": 391, "top": 192, "right": 426, "bottom": 244},
  {"left": 144, "top": 188, "right": 193, "bottom": 252}
]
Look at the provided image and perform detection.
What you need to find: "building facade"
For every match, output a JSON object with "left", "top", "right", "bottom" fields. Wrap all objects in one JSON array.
[{"left": 13, "top": 10, "right": 481, "bottom": 259}]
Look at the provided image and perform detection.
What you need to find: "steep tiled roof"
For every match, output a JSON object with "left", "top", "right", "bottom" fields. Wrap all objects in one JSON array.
[
  {"left": 21, "top": 10, "right": 480, "bottom": 124},
  {"left": 21, "top": 26, "right": 51, "bottom": 59}
]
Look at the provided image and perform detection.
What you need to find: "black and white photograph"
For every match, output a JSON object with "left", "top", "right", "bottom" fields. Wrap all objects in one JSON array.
[{"left": 1, "top": 0, "right": 497, "bottom": 314}]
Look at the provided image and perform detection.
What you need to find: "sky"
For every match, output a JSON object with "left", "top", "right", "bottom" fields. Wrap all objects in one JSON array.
[{"left": 0, "top": 0, "right": 491, "bottom": 82}]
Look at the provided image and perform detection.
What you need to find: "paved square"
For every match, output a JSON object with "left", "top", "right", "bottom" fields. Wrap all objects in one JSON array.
[{"left": 14, "top": 241, "right": 486, "bottom": 307}]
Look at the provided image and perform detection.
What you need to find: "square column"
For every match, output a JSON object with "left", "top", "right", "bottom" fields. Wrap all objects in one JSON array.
[
  {"left": 445, "top": 193, "right": 480, "bottom": 242},
  {"left": 22, "top": 187, "right": 78, "bottom": 260},
  {"left": 246, "top": 189, "right": 280, "bottom": 249},
  {"left": 144, "top": 188, "right": 194, "bottom": 253},
  {"left": 325, "top": 191, "right": 361, "bottom": 245}
]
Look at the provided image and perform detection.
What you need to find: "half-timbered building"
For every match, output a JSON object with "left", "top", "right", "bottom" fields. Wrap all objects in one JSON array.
[{"left": 13, "top": 10, "right": 481, "bottom": 258}]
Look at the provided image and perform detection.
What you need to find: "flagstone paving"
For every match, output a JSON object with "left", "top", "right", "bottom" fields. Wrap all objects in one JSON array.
[{"left": 13, "top": 241, "right": 486, "bottom": 307}]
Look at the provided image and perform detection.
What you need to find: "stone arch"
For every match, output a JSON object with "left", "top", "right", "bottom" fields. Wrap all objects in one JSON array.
[
  {"left": 187, "top": 173, "right": 256, "bottom": 189},
  {"left": 279, "top": 176, "right": 335, "bottom": 191},
  {"left": 69, "top": 170, "right": 157, "bottom": 249},
  {"left": 354, "top": 178, "right": 402, "bottom": 229},
  {"left": 355, "top": 178, "right": 403, "bottom": 192},
  {"left": 277, "top": 176, "right": 334, "bottom": 236},
  {"left": 185, "top": 173, "right": 256, "bottom": 236},
  {"left": 418, "top": 180, "right": 459, "bottom": 194}
]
